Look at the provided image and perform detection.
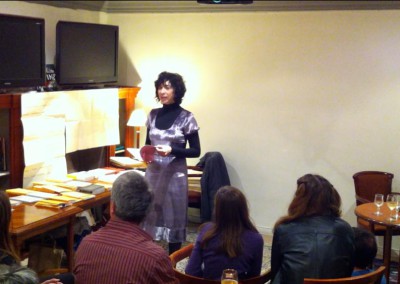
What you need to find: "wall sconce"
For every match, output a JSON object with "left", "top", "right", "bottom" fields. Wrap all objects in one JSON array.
[{"left": 127, "top": 109, "right": 147, "bottom": 148}]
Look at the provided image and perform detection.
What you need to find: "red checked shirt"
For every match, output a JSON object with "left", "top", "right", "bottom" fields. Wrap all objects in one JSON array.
[{"left": 73, "top": 218, "right": 178, "bottom": 284}]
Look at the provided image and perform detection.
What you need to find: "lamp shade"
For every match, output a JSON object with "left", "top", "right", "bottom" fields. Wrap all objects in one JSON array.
[{"left": 127, "top": 109, "right": 147, "bottom": 127}]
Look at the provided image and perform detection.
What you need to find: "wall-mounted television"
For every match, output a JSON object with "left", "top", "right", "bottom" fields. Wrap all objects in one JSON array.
[
  {"left": 56, "top": 21, "right": 119, "bottom": 87},
  {"left": 0, "top": 14, "right": 45, "bottom": 89}
]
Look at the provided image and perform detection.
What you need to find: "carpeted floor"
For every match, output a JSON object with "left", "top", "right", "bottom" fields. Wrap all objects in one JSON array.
[{"left": 373, "top": 259, "right": 398, "bottom": 283}]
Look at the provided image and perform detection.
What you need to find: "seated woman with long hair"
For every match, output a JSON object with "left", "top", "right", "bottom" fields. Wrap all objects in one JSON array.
[
  {"left": 185, "top": 186, "right": 263, "bottom": 280},
  {"left": 0, "top": 191, "right": 71, "bottom": 284},
  {"left": 0, "top": 190, "right": 19, "bottom": 266},
  {"left": 270, "top": 174, "right": 355, "bottom": 284}
]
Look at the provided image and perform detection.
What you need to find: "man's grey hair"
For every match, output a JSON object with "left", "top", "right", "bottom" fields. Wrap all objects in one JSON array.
[
  {"left": 111, "top": 171, "right": 153, "bottom": 223},
  {"left": 0, "top": 265, "right": 39, "bottom": 284}
]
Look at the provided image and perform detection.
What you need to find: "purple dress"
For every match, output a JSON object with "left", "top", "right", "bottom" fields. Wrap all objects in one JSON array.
[{"left": 142, "top": 108, "right": 200, "bottom": 243}]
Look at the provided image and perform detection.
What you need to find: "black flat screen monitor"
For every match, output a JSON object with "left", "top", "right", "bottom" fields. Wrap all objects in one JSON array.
[
  {"left": 0, "top": 14, "right": 45, "bottom": 89},
  {"left": 56, "top": 21, "right": 119, "bottom": 87}
]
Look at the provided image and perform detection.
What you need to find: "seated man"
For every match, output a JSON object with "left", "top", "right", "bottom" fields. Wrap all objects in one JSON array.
[
  {"left": 73, "top": 171, "right": 178, "bottom": 284},
  {"left": 352, "top": 227, "right": 386, "bottom": 284}
]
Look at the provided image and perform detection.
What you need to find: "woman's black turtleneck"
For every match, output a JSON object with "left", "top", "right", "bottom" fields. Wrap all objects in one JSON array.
[
  {"left": 145, "top": 103, "right": 200, "bottom": 158},
  {"left": 155, "top": 103, "right": 183, "bottom": 130}
]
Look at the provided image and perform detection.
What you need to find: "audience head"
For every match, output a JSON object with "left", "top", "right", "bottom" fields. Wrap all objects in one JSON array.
[
  {"left": 214, "top": 185, "right": 254, "bottom": 230},
  {"left": 353, "top": 227, "right": 377, "bottom": 269},
  {"left": 111, "top": 171, "right": 153, "bottom": 224},
  {"left": 275, "top": 174, "right": 342, "bottom": 229},
  {"left": 0, "top": 191, "right": 18, "bottom": 261},
  {"left": 202, "top": 186, "right": 258, "bottom": 258},
  {"left": 0, "top": 265, "right": 39, "bottom": 284},
  {"left": 154, "top": 71, "right": 186, "bottom": 105}
]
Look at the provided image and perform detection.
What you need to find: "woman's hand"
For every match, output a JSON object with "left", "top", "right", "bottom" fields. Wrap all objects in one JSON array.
[
  {"left": 155, "top": 145, "right": 172, "bottom": 156},
  {"left": 41, "top": 279, "right": 62, "bottom": 284}
]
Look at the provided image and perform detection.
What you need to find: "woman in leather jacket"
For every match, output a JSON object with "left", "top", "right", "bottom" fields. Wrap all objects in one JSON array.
[{"left": 271, "top": 174, "right": 355, "bottom": 284}]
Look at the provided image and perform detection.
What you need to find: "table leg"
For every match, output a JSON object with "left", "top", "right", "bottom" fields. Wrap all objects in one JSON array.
[
  {"left": 384, "top": 227, "right": 393, "bottom": 283},
  {"left": 66, "top": 216, "right": 75, "bottom": 272}
]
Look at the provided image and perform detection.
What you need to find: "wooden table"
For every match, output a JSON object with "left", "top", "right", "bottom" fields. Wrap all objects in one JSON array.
[
  {"left": 355, "top": 202, "right": 400, "bottom": 283},
  {"left": 10, "top": 204, "right": 83, "bottom": 272},
  {"left": 9, "top": 190, "right": 113, "bottom": 273}
]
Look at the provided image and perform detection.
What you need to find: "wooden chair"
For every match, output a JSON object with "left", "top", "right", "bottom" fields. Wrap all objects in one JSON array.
[
  {"left": 353, "top": 171, "right": 398, "bottom": 235},
  {"left": 304, "top": 266, "right": 386, "bottom": 284},
  {"left": 353, "top": 171, "right": 394, "bottom": 206},
  {"left": 169, "top": 243, "right": 271, "bottom": 284}
]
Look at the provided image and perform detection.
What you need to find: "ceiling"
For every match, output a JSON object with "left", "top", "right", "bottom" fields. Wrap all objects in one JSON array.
[{"left": 26, "top": 1, "right": 400, "bottom": 13}]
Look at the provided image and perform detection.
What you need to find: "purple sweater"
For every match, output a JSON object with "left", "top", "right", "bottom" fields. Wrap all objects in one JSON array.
[{"left": 185, "top": 223, "right": 264, "bottom": 280}]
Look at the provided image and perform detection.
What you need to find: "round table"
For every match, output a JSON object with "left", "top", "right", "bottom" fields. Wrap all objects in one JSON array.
[{"left": 355, "top": 202, "right": 400, "bottom": 283}]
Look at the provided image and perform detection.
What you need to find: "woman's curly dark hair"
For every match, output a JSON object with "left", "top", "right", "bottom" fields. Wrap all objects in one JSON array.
[{"left": 154, "top": 71, "right": 186, "bottom": 105}]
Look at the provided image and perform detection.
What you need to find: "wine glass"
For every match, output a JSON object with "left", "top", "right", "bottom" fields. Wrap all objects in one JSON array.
[
  {"left": 373, "top": 194, "right": 384, "bottom": 216},
  {"left": 386, "top": 194, "right": 398, "bottom": 220},
  {"left": 221, "top": 269, "right": 238, "bottom": 284}
]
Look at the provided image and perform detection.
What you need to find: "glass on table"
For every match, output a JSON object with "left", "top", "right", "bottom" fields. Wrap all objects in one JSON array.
[
  {"left": 221, "top": 269, "right": 238, "bottom": 284},
  {"left": 386, "top": 194, "right": 398, "bottom": 221},
  {"left": 373, "top": 193, "right": 384, "bottom": 216}
]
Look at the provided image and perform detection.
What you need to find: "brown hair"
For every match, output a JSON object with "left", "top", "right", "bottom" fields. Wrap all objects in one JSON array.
[
  {"left": 0, "top": 191, "right": 19, "bottom": 262},
  {"left": 274, "top": 174, "right": 342, "bottom": 230},
  {"left": 201, "top": 186, "right": 258, "bottom": 258}
]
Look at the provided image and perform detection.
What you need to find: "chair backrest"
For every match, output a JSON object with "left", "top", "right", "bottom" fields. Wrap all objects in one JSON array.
[
  {"left": 304, "top": 266, "right": 385, "bottom": 284},
  {"left": 169, "top": 243, "right": 271, "bottom": 284},
  {"left": 353, "top": 171, "right": 394, "bottom": 205}
]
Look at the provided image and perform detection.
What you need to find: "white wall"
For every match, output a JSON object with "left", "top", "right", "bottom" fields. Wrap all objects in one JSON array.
[
  {"left": 110, "top": 10, "right": 400, "bottom": 235},
  {"left": 2, "top": 2, "right": 400, "bottom": 236}
]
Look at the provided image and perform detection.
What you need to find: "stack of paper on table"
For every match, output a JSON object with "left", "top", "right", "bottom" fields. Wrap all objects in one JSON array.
[
  {"left": 97, "top": 173, "right": 121, "bottom": 184},
  {"left": 7, "top": 188, "right": 69, "bottom": 205},
  {"left": 59, "top": 180, "right": 92, "bottom": 191},
  {"left": 6, "top": 188, "right": 58, "bottom": 199},
  {"left": 110, "top": 156, "right": 145, "bottom": 168},
  {"left": 67, "top": 171, "right": 95, "bottom": 182},
  {"left": 10, "top": 195, "right": 43, "bottom": 204},
  {"left": 61, "top": 191, "right": 95, "bottom": 200},
  {"left": 32, "top": 183, "right": 73, "bottom": 194},
  {"left": 48, "top": 195, "right": 81, "bottom": 203},
  {"left": 87, "top": 168, "right": 121, "bottom": 178},
  {"left": 35, "top": 199, "right": 70, "bottom": 209}
]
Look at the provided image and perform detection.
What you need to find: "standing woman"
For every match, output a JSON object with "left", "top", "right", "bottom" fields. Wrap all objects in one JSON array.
[{"left": 142, "top": 71, "right": 201, "bottom": 254}]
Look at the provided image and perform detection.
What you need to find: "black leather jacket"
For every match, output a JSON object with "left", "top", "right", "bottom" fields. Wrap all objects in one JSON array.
[{"left": 271, "top": 215, "right": 355, "bottom": 284}]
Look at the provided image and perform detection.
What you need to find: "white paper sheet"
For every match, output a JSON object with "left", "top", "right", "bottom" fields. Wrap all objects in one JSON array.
[{"left": 21, "top": 89, "right": 120, "bottom": 187}]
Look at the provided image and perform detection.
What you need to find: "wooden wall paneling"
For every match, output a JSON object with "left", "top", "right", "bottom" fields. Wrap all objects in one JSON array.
[
  {"left": 9, "top": 95, "right": 23, "bottom": 188},
  {"left": 105, "top": 87, "right": 140, "bottom": 166}
]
